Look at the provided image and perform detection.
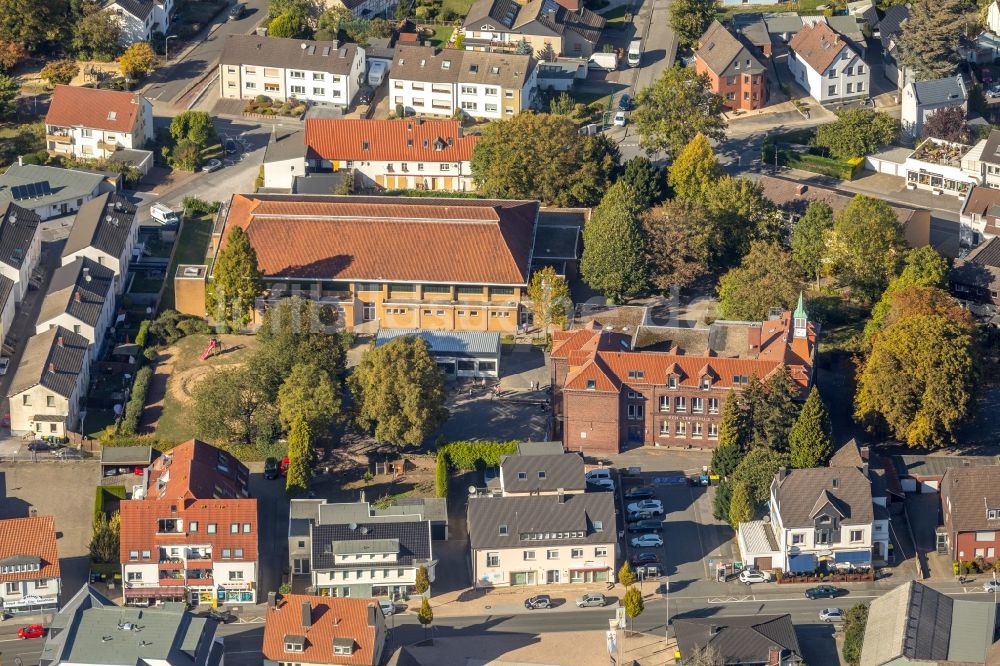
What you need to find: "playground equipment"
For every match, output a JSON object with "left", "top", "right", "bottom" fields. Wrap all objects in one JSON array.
[{"left": 200, "top": 338, "right": 223, "bottom": 361}]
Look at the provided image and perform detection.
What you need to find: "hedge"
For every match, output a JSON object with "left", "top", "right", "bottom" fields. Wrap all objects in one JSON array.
[
  {"left": 135, "top": 319, "right": 152, "bottom": 349},
  {"left": 435, "top": 440, "right": 519, "bottom": 497},
  {"left": 120, "top": 365, "right": 154, "bottom": 436},
  {"left": 435, "top": 450, "right": 449, "bottom": 498},
  {"left": 93, "top": 486, "right": 127, "bottom": 528}
]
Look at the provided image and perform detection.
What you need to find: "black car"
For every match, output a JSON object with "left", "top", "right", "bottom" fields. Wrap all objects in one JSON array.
[
  {"left": 627, "top": 519, "right": 663, "bottom": 533},
  {"left": 264, "top": 457, "right": 280, "bottom": 480},
  {"left": 618, "top": 94, "right": 631, "bottom": 111},
  {"left": 27, "top": 441, "right": 53, "bottom": 452},
  {"left": 524, "top": 595, "right": 552, "bottom": 610},
  {"left": 625, "top": 486, "right": 655, "bottom": 500},
  {"left": 196, "top": 609, "right": 238, "bottom": 624},
  {"left": 229, "top": 3, "right": 245, "bottom": 18},
  {"left": 626, "top": 510, "right": 655, "bottom": 523},
  {"left": 805, "top": 585, "right": 845, "bottom": 600},
  {"left": 358, "top": 87, "right": 374, "bottom": 104}
]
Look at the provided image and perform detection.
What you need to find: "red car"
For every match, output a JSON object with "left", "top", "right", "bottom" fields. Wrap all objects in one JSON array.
[
  {"left": 18, "top": 624, "right": 45, "bottom": 639},
  {"left": 630, "top": 552, "right": 660, "bottom": 567},
  {"left": 279, "top": 457, "right": 289, "bottom": 476}
]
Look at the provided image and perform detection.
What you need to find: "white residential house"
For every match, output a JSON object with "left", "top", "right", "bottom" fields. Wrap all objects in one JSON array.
[
  {"left": 6, "top": 327, "right": 90, "bottom": 438},
  {"left": 45, "top": 85, "right": 154, "bottom": 171},
  {"left": 60, "top": 192, "right": 139, "bottom": 295},
  {"left": 103, "top": 0, "right": 174, "bottom": 44},
  {"left": 0, "top": 202, "right": 42, "bottom": 305},
  {"left": 0, "top": 163, "right": 114, "bottom": 221},
  {"left": 903, "top": 138, "right": 980, "bottom": 196},
  {"left": 901, "top": 76, "right": 968, "bottom": 137},
  {"left": 323, "top": 0, "right": 396, "bottom": 18},
  {"left": 959, "top": 185, "right": 1000, "bottom": 248},
  {"left": 219, "top": 35, "right": 366, "bottom": 108},
  {"left": 35, "top": 258, "right": 117, "bottom": 362},
  {"left": 390, "top": 45, "right": 537, "bottom": 120},
  {"left": 0, "top": 516, "right": 61, "bottom": 615},
  {"left": 787, "top": 22, "right": 869, "bottom": 103},
  {"left": 737, "top": 466, "right": 879, "bottom": 574}
]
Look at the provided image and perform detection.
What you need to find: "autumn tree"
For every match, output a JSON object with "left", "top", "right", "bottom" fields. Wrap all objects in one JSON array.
[
  {"left": 277, "top": 363, "right": 340, "bottom": 434},
  {"left": 119, "top": 42, "right": 157, "bottom": 81},
  {"left": 856, "top": 314, "right": 975, "bottom": 447},
  {"left": 72, "top": 1, "right": 121, "bottom": 59},
  {"left": 864, "top": 246, "right": 949, "bottom": 343},
  {"left": 728, "top": 479, "right": 754, "bottom": 527},
  {"left": 89, "top": 511, "right": 120, "bottom": 563},
  {"left": 208, "top": 226, "right": 264, "bottom": 329},
  {"left": 880, "top": 285, "right": 974, "bottom": 332},
  {"left": 0, "top": 40, "right": 27, "bottom": 71},
  {"left": 717, "top": 241, "right": 803, "bottom": 320},
  {"left": 0, "top": 0, "right": 70, "bottom": 52},
  {"left": 632, "top": 67, "right": 726, "bottom": 160},
  {"left": 706, "top": 176, "right": 783, "bottom": 267},
  {"left": 619, "top": 156, "right": 664, "bottom": 209},
  {"left": 285, "top": 415, "right": 313, "bottom": 495},
  {"left": 670, "top": 0, "right": 716, "bottom": 47},
  {"left": 789, "top": 387, "right": 833, "bottom": 468},
  {"left": 815, "top": 108, "right": 900, "bottom": 160},
  {"left": 618, "top": 561, "right": 636, "bottom": 588},
  {"left": 269, "top": 11, "right": 309, "bottom": 38},
  {"left": 414, "top": 565, "right": 430, "bottom": 594},
  {"left": 896, "top": 0, "right": 965, "bottom": 80},
  {"left": 687, "top": 645, "right": 725, "bottom": 666},
  {"left": 920, "top": 106, "right": 969, "bottom": 143},
  {"left": 622, "top": 585, "right": 644, "bottom": 631},
  {"left": 580, "top": 182, "right": 649, "bottom": 302},
  {"left": 527, "top": 265, "right": 571, "bottom": 336},
  {"left": 791, "top": 201, "right": 834, "bottom": 288},
  {"left": 826, "top": 195, "right": 906, "bottom": 301},
  {"left": 349, "top": 336, "right": 448, "bottom": 446},
  {"left": 642, "top": 199, "right": 713, "bottom": 290},
  {"left": 40, "top": 59, "right": 78, "bottom": 86},
  {"left": 667, "top": 133, "right": 720, "bottom": 202}
]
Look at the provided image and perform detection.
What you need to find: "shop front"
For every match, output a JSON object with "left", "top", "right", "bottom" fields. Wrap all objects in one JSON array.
[
  {"left": 569, "top": 564, "right": 610, "bottom": 583},
  {"left": 124, "top": 586, "right": 186, "bottom": 606},
  {"left": 1, "top": 594, "right": 59, "bottom": 615}
]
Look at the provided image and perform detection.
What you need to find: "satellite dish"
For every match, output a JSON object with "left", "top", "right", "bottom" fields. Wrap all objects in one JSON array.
[
  {"left": 348, "top": 522, "right": 358, "bottom": 530},
  {"left": 468, "top": 485, "right": 477, "bottom": 496}
]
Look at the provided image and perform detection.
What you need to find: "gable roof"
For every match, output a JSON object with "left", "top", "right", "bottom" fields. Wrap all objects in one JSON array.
[
  {"left": 979, "top": 128, "right": 1000, "bottom": 166},
  {"left": 940, "top": 465, "right": 1000, "bottom": 532},
  {"left": 0, "top": 516, "right": 60, "bottom": 583},
  {"left": 105, "top": 0, "right": 154, "bottom": 20},
  {"left": 877, "top": 4, "right": 909, "bottom": 50},
  {"left": 220, "top": 35, "right": 360, "bottom": 75},
  {"left": 674, "top": 614, "right": 802, "bottom": 663},
  {"left": 145, "top": 439, "right": 251, "bottom": 501},
  {"left": 263, "top": 129, "right": 306, "bottom": 165},
  {"left": 515, "top": 0, "right": 606, "bottom": 45},
  {"left": 46, "top": 85, "right": 145, "bottom": 133},
  {"left": 37, "top": 257, "right": 115, "bottom": 329},
  {"left": 499, "top": 452, "right": 585, "bottom": 493},
  {"left": 789, "top": 21, "right": 856, "bottom": 73},
  {"left": 304, "top": 119, "right": 478, "bottom": 163},
  {"left": 0, "top": 201, "right": 40, "bottom": 270},
  {"left": 953, "top": 235, "right": 1000, "bottom": 291},
  {"left": 829, "top": 439, "right": 864, "bottom": 470},
  {"left": 959, "top": 185, "right": 1000, "bottom": 237},
  {"left": 773, "top": 466, "right": 873, "bottom": 528},
  {"left": 392, "top": 45, "right": 536, "bottom": 89},
  {"left": 263, "top": 595, "right": 381, "bottom": 665},
  {"left": 0, "top": 163, "right": 105, "bottom": 210},
  {"left": 8, "top": 326, "right": 89, "bottom": 398},
  {"left": 467, "top": 491, "right": 616, "bottom": 550},
  {"left": 696, "top": 20, "right": 765, "bottom": 76},
  {"left": 310, "top": 521, "right": 431, "bottom": 570},
  {"left": 221, "top": 193, "right": 539, "bottom": 285},
  {"left": 909, "top": 76, "right": 968, "bottom": 107},
  {"left": 464, "top": 0, "right": 522, "bottom": 29}
]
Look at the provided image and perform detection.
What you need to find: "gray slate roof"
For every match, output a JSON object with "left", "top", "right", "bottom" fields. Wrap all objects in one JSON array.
[
  {"left": 979, "top": 128, "right": 1000, "bottom": 165},
  {"left": 375, "top": 329, "right": 500, "bottom": 357},
  {"left": 674, "top": 615, "right": 802, "bottom": 663},
  {"left": 890, "top": 452, "right": 1000, "bottom": 478},
  {"left": 292, "top": 173, "right": 346, "bottom": 195},
  {"left": 877, "top": 4, "right": 909, "bottom": 50},
  {"left": 773, "top": 466, "right": 873, "bottom": 528},
  {"left": 392, "top": 45, "right": 536, "bottom": 89},
  {"left": 311, "top": 521, "right": 431, "bottom": 570},
  {"left": 696, "top": 20, "right": 765, "bottom": 76},
  {"left": 105, "top": 0, "right": 154, "bottom": 20},
  {"left": 63, "top": 191, "right": 136, "bottom": 262},
  {"left": 37, "top": 257, "right": 115, "bottom": 329},
  {"left": 499, "top": 452, "right": 585, "bottom": 493},
  {"left": 0, "top": 202, "right": 40, "bottom": 270},
  {"left": 463, "top": 0, "right": 605, "bottom": 45},
  {"left": 264, "top": 129, "right": 305, "bottom": 165},
  {"left": 0, "top": 164, "right": 104, "bottom": 212},
  {"left": 311, "top": 498, "right": 448, "bottom": 526},
  {"left": 517, "top": 441, "right": 564, "bottom": 456},
  {"left": 8, "top": 326, "right": 89, "bottom": 398},
  {"left": 467, "top": 491, "right": 616, "bottom": 550},
  {"left": 220, "top": 35, "right": 360, "bottom": 75},
  {"left": 940, "top": 465, "right": 1000, "bottom": 532},
  {"left": 910, "top": 76, "right": 967, "bottom": 107}
]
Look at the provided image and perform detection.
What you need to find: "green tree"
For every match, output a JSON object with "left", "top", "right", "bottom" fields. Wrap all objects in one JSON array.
[
  {"left": 40, "top": 59, "right": 77, "bottom": 86},
  {"left": 415, "top": 565, "right": 430, "bottom": 594},
  {"left": 0, "top": 0, "right": 70, "bottom": 52},
  {"left": 89, "top": 511, "right": 120, "bottom": 563},
  {"left": 417, "top": 597, "right": 434, "bottom": 627},
  {"left": 791, "top": 201, "right": 834, "bottom": 288},
  {"left": 256, "top": 296, "right": 347, "bottom": 396},
  {"left": 711, "top": 441, "right": 743, "bottom": 481},
  {"left": 580, "top": 182, "right": 649, "bottom": 302},
  {"left": 285, "top": 415, "right": 313, "bottom": 495},
  {"left": 864, "top": 246, "right": 949, "bottom": 343},
  {"left": 728, "top": 479, "right": 754, "bottom": 527},
  {"left": 622, "top": 585, "right": 644, "bottom": 631},
  {"left": 191, "top": 366, "right": 277, "bottom": 446},
  {"left": 72, "top": 2, "right": 121, "bottom": 58},
  {"left": 315, "top": 5, "right": 351, "bottom": 39},
  {"left": 815, "top": 108, "right": 900, "bottom": 160},
  {"left": 618, "top": 561, "right": 636, "bottom": 588},
  {"left": 0, "top": 74, "right": 19, "bottom": 119},
  {"left": 896, "top": 0, "right": 965, "bottom": 80},
  {"left": 716, "top": 396, "right": 750, "bottom": 459},
  {"left": 269, "top": 0, "right": 322, "bottom": 23},
  {"left": 667, "top": 133, "right": 720, "bottom": 202},
  {"left": 856, "top": 314, "right": 975, "bottom": 448},
  {"left": 706, "top": 176, "right": 783, "bottom": 267},
  {"left": 169, "top": 110, "right": 216, "bottom": 148},
  {"left": 632, "top": 67, "right": 726, "bottom": 160},
  {"left": 619, "top": 156, "right": 664, "bottom": 209},
  {"left": 470, "top": 112, "right": 617, "bottom": 206},
  {"left": 170, "top": 138, "right": 202, "bottom": 171},
  {"left": 826, "top": 195, "right": 906, "bottom": 301},
  {"left": 349, "top": 336, "right": 448, "bottom": 446},
  {"left": 549, "top": 91, "right": 574, "bottom": 115},
  {"left": 119, "top": 41, "right": 157, "bottom": 81},
  {"left": 842, "top": 602, "right": 869, "bottom": 666},
  {"left": 879, "top": 285, "right": 974, "bottom": 332},
  {"left": 277, "top": 363, "right": 340, "bottom": 434},
  {"left": 208, "top": 226, "right": 264, "bottom": 328},
  {"left": 515, "top": 37, "right": 533, "bottom": 55},
  {"left": 642, "top": 198, "right": 713, "bottom": 290},
  {"left": 369, "top": 17, "right": 392, "bottom": 38},
  {"left": 538, "top": 42, "right": 555, "bottom": 61},
  {"left": 712, "top": 480, "right": 733, "bottom": 522},
  {"left": 527, "top": 265, "right": 571, "bottom": 335},
  {"left": 717, "top": 241, "right": 802, "bottom": 320},
  {"left": 732, "top": 447, "right": 786, "bottom": 503},
  {"left": 789, "top": 386, "right": 833, "bottom": 468},
  {"left": 761, "top": 367, "right": 801, "bottom": 451},
  {"left": 670, "top": 0, "right": 717, "bottom": 47},
  {"left": 268, "top": 11, "right": 307, "bottom": 37}
]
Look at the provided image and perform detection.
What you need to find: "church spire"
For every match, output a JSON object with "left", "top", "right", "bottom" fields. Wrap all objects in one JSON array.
[{"left": 793, "top": 292, "right": 808, "bottom": 339}]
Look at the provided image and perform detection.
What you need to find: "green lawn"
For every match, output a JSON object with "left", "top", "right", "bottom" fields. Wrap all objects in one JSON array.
[
  {"left": 718, "top": 0, "right": 822, "bottom": 22},
  {"left": 82, "top": 409, "right": 118, "bottom": 440},
  {"left": 160, "top": 214, "right": 213, "bottom": 311},
  {"left": 442, "top": 0, "right": 476, "bottom": 16},
  {"left": 569, "top": 88, "right": 614, "bottom": 109},
  {"left": 425, "top": 26, "right": 455, "bottom": 47},
  {"left": 599, "top": 5, "right": 629, "bottom": 23}
]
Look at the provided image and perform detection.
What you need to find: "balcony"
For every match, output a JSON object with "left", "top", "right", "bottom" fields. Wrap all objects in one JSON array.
[
  {"left": 46, "top": 133, "right": 72, "bottom": 144},
  {"left": 187, "top": 550, "right": 212, "bottom": 560},
  {"left": 97, "top": 140, "right": 117, "bottom": 151},
  {"left": 159, "top": 570, "right": 184, "bottom": 581}
]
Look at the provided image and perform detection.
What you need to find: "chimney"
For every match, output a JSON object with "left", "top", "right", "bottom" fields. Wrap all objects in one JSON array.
[
  {"left": 267, "top": 591, "right": 277, "bottom": 608},
  {"left": 558, "top": 488, "right": 565, "bottom": 503},
  {"left": 779, "top": 466, "right": 788, "bottom": 479},
  {"left": 48, "top": 362, "right": 55, "bottom": 373},
  {"left": 57, "top": 336, "right": 64, "bottom": 347},
  {"left": 17, "top": 155, "right": 22, "bottom": 166},
  {"left": 74, "top": 291, "right": 82, "bottom": 302},
  {"left": 367, "top": 602, "right": 378, "bottom": 626},
  {"left": 768, "top": 646, "right": 784, "bottom": 666},
  {"left": 301, "top": 601, "right": 312, "bottom": 629}
]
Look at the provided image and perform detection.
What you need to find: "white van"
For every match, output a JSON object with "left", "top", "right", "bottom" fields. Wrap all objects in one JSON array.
[
  {"left": 585, "top": 468, "right": 612, "bottom": 481},
  {"left": 150, "top": 203, "right": 180, "bottom": 225},
  {"left": 368, "top": 61, "right": 387, "bottom": 87}
]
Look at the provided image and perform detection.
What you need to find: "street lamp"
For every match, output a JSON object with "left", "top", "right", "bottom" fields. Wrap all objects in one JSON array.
[{"left": 165, "top": 35, "right": 179, "bottom": 61}]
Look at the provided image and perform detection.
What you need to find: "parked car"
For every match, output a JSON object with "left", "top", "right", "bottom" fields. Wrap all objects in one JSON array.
[
  {"left": 618, "top": 94, "right": 631, "bottom": 111},
  {"left": 805, "top": 585, "right": 845, "bottom": 600},
  {"left": 280, "top": 457, "right": 290, "bottom": 476},
  {"left": 625, "top": 486, "right": 655, "bottom": 500},
  {"left": 150, "top": 203, "right": 181, "bottom": 225},
  {"left": 201, "top": 159, "right": 222, "bottom": 173},
  {"left": 229, "top": 2, "right": 246, "bottom": 18},
  {"left": 576, "top": 593, "right": 606, "bottom": 608},
  {"left": 738, "top": 569, "right": 772, "bottom": 585},
  {"left": 983, "top": 580, "right": 1000, "bottom": 593},
  {"left": 196, "top": 609, "right": 238, "bottom": 624},
  {"left": 587, "top": 478, "right": 615, "bottom": 492},
  {"left": 524, "top": 595, "right": 552, "bottom": 610},
  {"left": 585, "top": 468, "right": 612, "bottom": 482},
  {"left": 626, "top": 499, "right": 663, "bottom": 515},
  {"left": 630, "top": 534, "right": 663, "bottom": 548},
  {"left": 18, "top": 624, "right": 45, "bottom": 639},
  {"left": 358, "top": 86, "right": 374, "bottom": 105},
  {"left": 379, "top": 599, "right": 396, "bottom": 616},
  {"left": 627, "top": 510, "right": 655, "bottom": 523},
  {"left": 988, "top": 86, "right": 1000, "bottom": 99},
  {"left": 627, "top": 519, "right": 663, "bottom": 534},
  {"left": 613, "top": 111, "right": 627, "bottom": 127},
  {"left": 0, "top": 357, "right": 9, "bottom": 375},
  {"left": 630, "top": 552, "right": 659, "bottom": 566},
  {"left": 27, "top": 441, "right": 53, "bottom": 452},
  {"left": 819, "top": 608, "right": 844, "bottom": 622},
  {"left": 263, "top": 457, "right": 280, "bottom": 480}
]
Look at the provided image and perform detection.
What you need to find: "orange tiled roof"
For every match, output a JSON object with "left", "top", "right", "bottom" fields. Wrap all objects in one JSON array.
[
  {"left": 119, "top": 497, "right": 259, "bottom": 562},
  {"left": 551, "top": 321, "right": 630, "bottom": 360},
  {"left": 789, "top": 22, "right": 853, "bottom": 74},
  {"left": 146, "top": 439, "right": 250, "bottom": 501},
  {"left": 45, "top": 85, "right": 143, "bottom": 133},
  {"left": 222, "top": 194, "right": 538, "bottom": 285},
  {"left": 304, "top": 119, "right": 478, "bottom": 163},
  {"left": 263, "top": 594, "right": 382, "bottom": 665},
  {"left": 0, "top": 516, "right": 60, "bottom": 583}
]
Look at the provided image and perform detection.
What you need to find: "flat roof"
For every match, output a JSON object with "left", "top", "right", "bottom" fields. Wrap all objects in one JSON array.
[
  {"left": 100, "top": 445, "right": 153, "bottom": 466},
  {"left": 375, "top": 329, "right": 501, "bottom": 357}
]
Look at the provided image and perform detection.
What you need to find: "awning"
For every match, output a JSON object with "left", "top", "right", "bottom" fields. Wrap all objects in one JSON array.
[
  {"left": 124, "top": 586, "right": 185, "bottom": 599},
  {"left": 834, "top": 550, "right": 872, "bottom": 565},
  {"left": 788, "top": 553, "right": 817, "bottom": 573}
]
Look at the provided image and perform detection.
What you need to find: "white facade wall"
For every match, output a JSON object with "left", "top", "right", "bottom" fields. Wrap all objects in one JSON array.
[
  {"left": 106, "top": 3, "right": 155, "bottom": 45},
  {"left": 263, "top": 156, "right": 305, "bottom": 190},
  {"left": 311, "top": 157, "right": 475, "bottom": 191},
  {"left": 35, "top": 298, "right": 115, "bottom": 362},
  {"left": 472, "top": 542, "right": 616, "bottom": 588},
  {"left": 789, "top": 45, "right": 869, "bottom": 102},
  {"left": 225, "top": 51, "right": 365, "bottom": 107},
  {"left": 457, "top": 82, "right": 507, "bottom": 119},
  {"left": 391, "top": 73, "right": 535, "bottom": 120},
  {"left": 122, "top": 562, "right": 160, "bottom": 586},
  {"left": 0, "top": 576, "right": 61, "bottom": 612},
  {"left": 0, "top": 229, "right": 41, "bottom": 304},
  {"left": 990, "top": 2, "right": 1000, "bottom": 34},
  {"left": 9, "top": 370, "right": 88, "bottom": 437},
  {"left": 0, "top": 286, "right": 15, "bottom": 349},
  {"left": 391, "top": 79, "right": 455, "bottom": 116},
  {"left": 61, "top": 220, "right": 138, "bottom": 296}
]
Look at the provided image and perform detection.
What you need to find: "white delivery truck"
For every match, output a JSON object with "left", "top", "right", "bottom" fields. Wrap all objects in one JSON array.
[
  {"left": 150, "top": 203, "right": 180, "bottom": 226},
  {"left": 368, "top": 60, "right": 387, "bottom": 87},
  {"left": 588, "top": 51, "right": 619, "bottom": 71},
  {"left": 627, "top": 39, "right": 642, "bottom": 67}
]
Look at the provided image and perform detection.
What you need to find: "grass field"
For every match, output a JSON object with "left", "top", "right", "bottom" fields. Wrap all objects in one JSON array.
[
  {"left": 441, "top": 0, "right": 476, "bottom": 16},
  {"left": 600, "top": 4, "right": 629, "bottom": 22},
  {"left": 569, "top": 88, "right": 614, "bottom": 109},
  {"left": 160, "top": 213, "right": 214, "bottom": 311},
  {"left": 718, "top": 0, "right": 824, "bottom": 21},
  {"left": 425, "top": 25, "right": 455, "bottom": 47}
]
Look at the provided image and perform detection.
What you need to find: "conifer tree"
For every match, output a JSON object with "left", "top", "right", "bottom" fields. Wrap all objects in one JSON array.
[{"left": 789, "top": 387, "right": 834, "bottom": 468}]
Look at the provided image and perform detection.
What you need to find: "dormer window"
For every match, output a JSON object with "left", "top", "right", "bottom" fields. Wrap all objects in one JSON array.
[
  {"left": 333, "top": 639, "right": 355, "bottom": 655},
  {"left": 517, "top": 472, "right": 527, "bottom": 480},
  {"left": 700, "top": 376, "right": 711, "bottom": 390},
  {"left": 284, "top": 635, "right": 305, "bottom": 653},
  {"left": 667, "top": 375, "right": 678, "bottom": 390},
  {"left": 989, "top": 509, "right": 1000, "bottom": 520},
  {"left": 627, "top": 370, "right": 644, "bottom": 380}
]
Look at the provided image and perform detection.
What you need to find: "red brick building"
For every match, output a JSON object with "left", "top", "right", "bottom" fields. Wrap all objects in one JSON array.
[
  {"left": 940, "top": 465, "right": 1000, "bottom": 563},
  {"left": 552, "top": 302, "right": 816, "bottom": 456},
  {"left": 694, "top": 20, "right": 769, "bottom": 111}
]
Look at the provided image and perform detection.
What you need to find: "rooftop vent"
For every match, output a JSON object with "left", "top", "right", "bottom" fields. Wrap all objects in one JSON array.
[
  {"left": 301, "top": 43, "right": 308, "bottom": 50},
  {"left": 108, "top": 111, "right": 117, "bottom": 121}
]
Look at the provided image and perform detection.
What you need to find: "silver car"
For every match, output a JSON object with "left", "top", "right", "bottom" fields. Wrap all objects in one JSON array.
[
  {"left": 576, "top": 593, "right": 606, "bottom": 608},
  {"left": 819, "top": 608, "right": 844, "bottom": 622}
]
